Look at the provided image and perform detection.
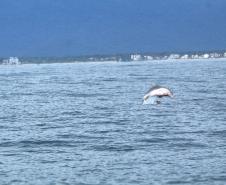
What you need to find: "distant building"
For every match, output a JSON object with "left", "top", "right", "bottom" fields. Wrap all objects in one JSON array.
[
  {"left": 210, "top": 53, "right": 221, "bottom": 58},
  {"left": 2, "top": 57, "right": 21, "bottom": 65},
  {"left": 191, "top": 54, "right": 199, "bottom": 59},
  {"left": 181, "top": 54, "right": 189, "bottom": 59},
  {"left": 144, "top": 55, "right": 153, "bottom": 60},
  {"left": 202, "top": 54, "right": 209, "bottom": 59},
  {"left": 224, "top": 52, "right": 226, "bottom": 57},
  {"left": 131, "top": 54, "right": 142, "bottom": 61},
  {"left": 168, "top": 54, "right": 180, "bottom": 59}
]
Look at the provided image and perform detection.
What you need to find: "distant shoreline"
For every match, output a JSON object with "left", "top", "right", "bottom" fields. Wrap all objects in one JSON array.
[
  {"left": 1, "top": 57, "right": 226, "bottom": 65},
  {"left": 1, "top": 51, "right": 226, "bottom": 65},
  {"left": 139, "top": 57, "right": 226, "bottom": 63}
]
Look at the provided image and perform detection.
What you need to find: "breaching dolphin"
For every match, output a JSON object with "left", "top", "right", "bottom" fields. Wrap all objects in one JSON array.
[{"left": 143, "top": 85, "right": 173, "bottom": 104}]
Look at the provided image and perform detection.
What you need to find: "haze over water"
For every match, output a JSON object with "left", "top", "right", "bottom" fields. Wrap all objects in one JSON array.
[{"left": 0, "top": 60, "right": 226, "bottom": 184}]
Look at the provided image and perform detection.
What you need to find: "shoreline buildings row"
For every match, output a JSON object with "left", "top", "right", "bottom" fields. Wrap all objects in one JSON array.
[
  {"left": 130, "top": 52, "right": 226, "bottom": 61},
  {"left": 1, "top": 51, "right": 226, "bottom": 65}
]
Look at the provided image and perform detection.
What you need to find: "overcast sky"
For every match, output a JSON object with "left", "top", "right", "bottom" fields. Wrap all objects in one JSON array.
[{"left": 0, "top": 0, "right": 225, "bottom": 57}]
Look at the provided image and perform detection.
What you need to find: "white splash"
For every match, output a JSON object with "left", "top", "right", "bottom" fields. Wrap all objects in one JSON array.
[{"left": 143, "top": 96, "right": 158, "bottom": 105}]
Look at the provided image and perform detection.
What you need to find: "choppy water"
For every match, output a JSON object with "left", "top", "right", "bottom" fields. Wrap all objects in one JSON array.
[{"left": 0, "top": 60, "right": 226, "bottom": 185}]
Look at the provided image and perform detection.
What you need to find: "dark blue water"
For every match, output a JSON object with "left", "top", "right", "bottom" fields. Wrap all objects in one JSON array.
[{"left": 0, "top": 60, "right": 226, "bottom": 185}]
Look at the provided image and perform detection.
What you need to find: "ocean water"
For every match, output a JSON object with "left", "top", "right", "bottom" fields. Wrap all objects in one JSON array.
[{"left": 0, "top": 60, "right": 226, "bottom": 185}]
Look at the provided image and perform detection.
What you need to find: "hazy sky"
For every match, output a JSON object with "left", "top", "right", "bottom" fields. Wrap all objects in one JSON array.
[{"left": 0, "top": 0, "right": 225, "bottom": 57}]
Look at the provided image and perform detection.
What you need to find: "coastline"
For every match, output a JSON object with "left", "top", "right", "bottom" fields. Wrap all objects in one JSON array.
[
  {"left": 1, "top": 56, "right": 226, "bottom": 65},
  {"left": 138, "top": 57, "right": 226, "bottom": 63}
]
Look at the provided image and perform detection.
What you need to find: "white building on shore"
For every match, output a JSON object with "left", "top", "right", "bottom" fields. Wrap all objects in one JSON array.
[
  {"left": 203, "top": 54, "right": 209, "bottom": 59},
  {"left": 191, "top": 54, "right": 199, "bottom": 59},
  {"left": 210, "top": 53, "right": 221, "bottom": 58},
  {"left": 180, "top": 54, "right": 189, "bottom": 59},
  {"left": 131, "top": 54, "right": 142, "bottom": 61},
  {"left": 2, "top": 57, "right": 21, "bottom": 65},
  {"left": 144, "top": 55, "right": 154, "bottom": 60},
  {"left": 168, "top": 54, "right": 180, "bottom": 59},
  {"left": 198, "top": 54, "right": 210, "bottom": 59}
]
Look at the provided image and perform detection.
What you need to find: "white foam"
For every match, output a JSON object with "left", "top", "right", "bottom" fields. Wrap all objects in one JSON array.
[{"left": 143, "top": 97, "right": 157, "bottom": 105}]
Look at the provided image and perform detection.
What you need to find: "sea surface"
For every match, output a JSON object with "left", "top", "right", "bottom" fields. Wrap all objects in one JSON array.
[{"left": 0, "top": 60, "right": 226, "bottom": 185}]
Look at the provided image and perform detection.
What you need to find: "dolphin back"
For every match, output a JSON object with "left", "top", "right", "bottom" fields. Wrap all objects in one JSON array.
[{"left": 146, "top": 85, "right": 162, "bottom": 94}]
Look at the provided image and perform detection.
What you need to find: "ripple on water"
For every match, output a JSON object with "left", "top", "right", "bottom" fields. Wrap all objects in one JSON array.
[{"left": 0, "top": 61, "right": 226, "bottom": 184}]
